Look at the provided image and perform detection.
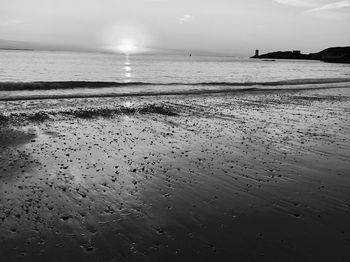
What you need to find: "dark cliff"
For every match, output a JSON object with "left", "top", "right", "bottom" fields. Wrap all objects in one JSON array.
[
  {"left": 310, "top": 47, "right": 350, "bottom": 63},
  {"left": 251, "top": 46, "right": 350, "bottom": 64}
]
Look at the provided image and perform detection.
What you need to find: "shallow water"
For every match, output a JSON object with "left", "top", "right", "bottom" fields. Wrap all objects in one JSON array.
[
  {"left": 1, "top": 50, "right": 350, "bottom": 101},
  {"left": 1, "top": 50, "right": 350, "bottom": 84}
]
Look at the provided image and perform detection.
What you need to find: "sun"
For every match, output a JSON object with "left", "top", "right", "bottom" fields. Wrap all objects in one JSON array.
[{"left": 116, "top": 38, "right": 137, "bottom": 54}]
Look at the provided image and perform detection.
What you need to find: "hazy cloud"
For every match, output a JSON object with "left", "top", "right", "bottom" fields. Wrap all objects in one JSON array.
[
  {"left": 0, "top": 0, "right": 349, "bottom": 54},
  {"left": 305, "top": 0, "right": 350, "bottom": 12},
  {"left": 274, "top": 0, "right": 315, "bottom": 7},
  {"left": 179, "top": 14, "right": 194, "bottom": 24},
  {"left": 0, "top": 18, "right": 21, "bottom": 27}
]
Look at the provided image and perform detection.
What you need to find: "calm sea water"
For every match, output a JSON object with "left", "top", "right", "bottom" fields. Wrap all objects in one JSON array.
[
  {"left": 1, "top": 50, "right": 350, "bottom": 83},
  {"left": 1, "top": 50, "right": 350, "bottom": 100}
]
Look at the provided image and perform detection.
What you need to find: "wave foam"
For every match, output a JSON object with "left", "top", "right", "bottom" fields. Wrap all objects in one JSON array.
[{"left": 1, "top": 78, "right": 350, "bottom": 91}]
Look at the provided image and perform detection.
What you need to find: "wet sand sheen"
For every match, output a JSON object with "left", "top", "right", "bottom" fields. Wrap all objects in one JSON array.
[{"left": 0, "top": 87, "right": 350, "bottom": 261}]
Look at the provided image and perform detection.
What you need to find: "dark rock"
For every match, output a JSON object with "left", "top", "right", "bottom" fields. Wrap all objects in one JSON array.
[{"left": 251, "top": 46, "right": 350, "bottom": 64}]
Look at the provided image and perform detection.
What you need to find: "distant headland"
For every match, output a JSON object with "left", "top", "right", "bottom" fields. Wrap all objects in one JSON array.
[
  {"left": 251, "top": 47, "right": 350, "bottom": 64},
  {"left": 0, "top": 48, "right": 34, "bottom": 51}
]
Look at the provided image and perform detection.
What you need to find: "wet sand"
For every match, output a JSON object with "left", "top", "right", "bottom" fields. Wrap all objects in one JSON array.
[{"left": 1, "top": 87, "right": 350, "bottom": 261}]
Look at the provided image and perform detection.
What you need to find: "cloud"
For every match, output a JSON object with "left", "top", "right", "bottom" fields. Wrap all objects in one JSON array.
[
  {"left": 305, "top": 0, "right": 350, "bottom": 12},
  {"left": 0, "top": 18, "right": 21, "bottom": 27},
  {"left": 273, "top": 0, "right": 315, "bottom": 7},
  {"left": 178, "top": 14, "right": 194, "bottom": 24}
]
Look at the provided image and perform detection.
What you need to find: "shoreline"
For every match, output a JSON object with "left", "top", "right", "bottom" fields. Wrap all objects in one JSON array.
[{"left": 0, "top": 80, "right": 350, "bottom": 102}]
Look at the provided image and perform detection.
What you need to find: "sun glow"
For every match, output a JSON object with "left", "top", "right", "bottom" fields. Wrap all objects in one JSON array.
[
  {"left": 116, "top": 39, "right": 138, "bottom": 54},
  {"left": 102, "top": 23, "right": 152, "bottom": 54}
]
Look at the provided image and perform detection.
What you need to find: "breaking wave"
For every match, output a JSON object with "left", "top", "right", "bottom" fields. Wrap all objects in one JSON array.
[
  {"left": 0, "top": 78, "right": 350, "bottom": 101},
  {"left": 1, "top": 78, "right": 350, "bottom": 91}
]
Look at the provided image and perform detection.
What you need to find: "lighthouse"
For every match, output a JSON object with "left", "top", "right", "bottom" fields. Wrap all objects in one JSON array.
[{"left": 255, "top": 49, "right": 259, "bottom": 57}]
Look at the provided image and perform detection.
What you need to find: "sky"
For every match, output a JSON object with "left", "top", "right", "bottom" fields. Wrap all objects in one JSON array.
[{"left": 0, "top": 0, "right": 349, "bottom": 55}]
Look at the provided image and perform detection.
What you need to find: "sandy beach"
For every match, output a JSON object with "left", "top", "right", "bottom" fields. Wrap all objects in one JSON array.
[{"left": 1, "top": 86, "right": 350, "bottom": 261}]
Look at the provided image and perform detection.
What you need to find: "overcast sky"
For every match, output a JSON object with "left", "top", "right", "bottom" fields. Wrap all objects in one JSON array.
[{"left": 0, "top": 0, "right": 349, "bottom": 55}]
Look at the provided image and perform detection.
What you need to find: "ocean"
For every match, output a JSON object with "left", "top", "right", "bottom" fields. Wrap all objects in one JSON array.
[{"left": 1, "top": 50, "right": 350, "bottom": 100}]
